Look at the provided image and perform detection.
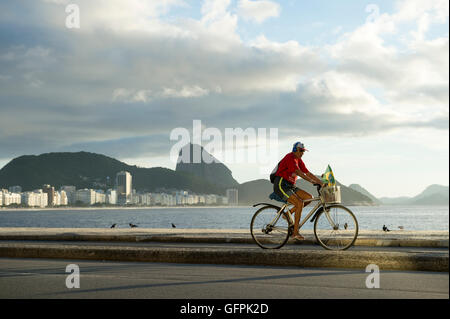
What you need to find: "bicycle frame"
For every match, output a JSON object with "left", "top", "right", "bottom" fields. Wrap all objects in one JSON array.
[{"left": 272, "top": 195, "right": 336, "bottom": 231}]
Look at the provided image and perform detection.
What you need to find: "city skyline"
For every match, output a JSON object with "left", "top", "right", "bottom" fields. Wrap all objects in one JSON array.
[
  {"left": 0, "top": 147, "right": 447, "bottom": 201},
  {"left": 0, "top": 0, "right": 448, "bottom": 198},
  {"left": 0, "top": 170, "right": 237, "bottom": 208}
]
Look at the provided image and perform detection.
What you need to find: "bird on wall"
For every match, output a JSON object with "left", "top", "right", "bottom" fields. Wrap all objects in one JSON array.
[
  {"left": 129, "top": 223, "right": 138, "bottom": 228},
  {"left": 171, "top": 223, "right": 176, "bottom": 228},
  {"left": 382, "top": 225, "right": 390, "bottom": 232},
  {"left": 110, "top": 223, "right": 117, "bottom": 228}
]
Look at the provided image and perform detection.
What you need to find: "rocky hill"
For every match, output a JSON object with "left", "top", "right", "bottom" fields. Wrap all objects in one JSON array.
[
  {"left": 379, "top": 184, "right": 449, "bottom": 206},
  {"left": 348, "top": 184, "right": 382, "bottom": 205},
  {"left": 0, "top": 151, "right": 225, "bottom": 195},
  {"left": 175, "top": 143, "right": 239, "bottom": 188}
]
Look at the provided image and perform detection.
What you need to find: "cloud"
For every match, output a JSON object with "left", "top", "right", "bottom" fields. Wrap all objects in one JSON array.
[
  {"left": 250, "top": 35, "right": 309, "bottom": 57},
  {"left": 60, "top": 134, "right": 171, "bottom": 159},
  {"left": 0, "top": 0, "right": 447, "bottom": 167},
  {"left": 41, "top": 0, "right": 189, "bottom": 33},
  {"left": 237, "top": 0, "right": 281, "bottom": 24},
  {"left": 112, "top": 86, "right": 210, "bottom": 103},
  {"left": 326, "top": 0, "right": 448, "bottom": 123}
]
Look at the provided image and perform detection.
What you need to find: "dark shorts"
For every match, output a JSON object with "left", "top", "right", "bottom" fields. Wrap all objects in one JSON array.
[{"left": 273, "top": 176, "right": 300, "bottom": 201}]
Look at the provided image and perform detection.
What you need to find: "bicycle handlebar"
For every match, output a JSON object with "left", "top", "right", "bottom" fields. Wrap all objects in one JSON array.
[{"left": 313, "top": 183, "right": 322, "bottom": 195}]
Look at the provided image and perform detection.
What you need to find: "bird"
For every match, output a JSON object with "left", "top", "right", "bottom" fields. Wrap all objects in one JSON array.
[
  {"left": 344, "top": 223, "right": 348, "bottom": 230},
  {"left": 110, "top": 223, "right": 117, "bottom": 228},
  {"left": 171, "top": 223, "right": 176, "bottom": 228},
  {"left": 129, "top": 223, "right": 138, "bottom": 228},
  {"left": 382, "top": 225, "right": 390, "bottom": 232},
  {"left": 398, "top": 226, "right": 404, "bottom": 230}
]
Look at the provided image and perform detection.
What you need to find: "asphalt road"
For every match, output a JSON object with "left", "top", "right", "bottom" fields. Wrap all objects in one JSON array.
[{"left": 0, "top": 257, "right": 448, "bottom": 299}]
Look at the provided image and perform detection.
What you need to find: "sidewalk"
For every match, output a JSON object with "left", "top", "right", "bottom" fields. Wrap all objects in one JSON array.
[
  {"left": 0, "top": 228, "right": 448, "bottom": 272},
  {"left": 0, "top": 227, "right": 448, "bottom": 247}
]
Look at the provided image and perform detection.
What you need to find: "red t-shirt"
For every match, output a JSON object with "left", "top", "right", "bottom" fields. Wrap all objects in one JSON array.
[{"left": 275, "top": 152, "right": 309, "bottom": 184}]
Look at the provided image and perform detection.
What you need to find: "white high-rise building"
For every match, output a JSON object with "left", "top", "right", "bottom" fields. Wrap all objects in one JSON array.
[
  {"left": 75, "top": 189, "right": 95, "bottom": 205},
  {"left": 60, "top": 191, "right": 68, "bottom": 206},
  {"left": 205, "top": 194, "right": 217, "bottom": 205},
  {"left": 1, "top": 191, "right": 21, "bottom": 206},
  {"left": 30, "top": 190, "right": 48, "bottom": 208},
  {"left": 94, "top": 190, "right": 106, "bottom": 204},
  {"left": 221, "top": 196, "right": 228, "bottom": 205},
  {"left": 116, "top": 171, "right": 132, "bottom": 204},
  {"left": 106, "top": 189, "right": 117, "bottom": 205},
  {"left": 54, "top": 191, "right": 61, "bottom": 206},
  {"left": 226, "top": 189, "right": 239, "bottom": 206},
  {"left": 21, "top": 192, "right": 35, "bottom": 207},
  {"left": 54, "top": 191, "right": 69, "bottom": 206},
  {"left": 22, "top": 191, "right": 46, "bottom": 207},
  {"left": 61, "top": 186, "right": 76, "bottom": 204},
  {"left": 161, "top": 193, "right": 175, "bottom": 206},
  {"left": 138, "top": 193, "right": 151, "bottom": 206}
]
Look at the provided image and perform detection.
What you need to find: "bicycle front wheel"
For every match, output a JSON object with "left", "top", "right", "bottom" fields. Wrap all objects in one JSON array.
[
  {"left": 250, "top": 205, "right": 290, "bottom": 249},
  {"left": 314, "top": 205, "right": 358, "bottom": 250}
]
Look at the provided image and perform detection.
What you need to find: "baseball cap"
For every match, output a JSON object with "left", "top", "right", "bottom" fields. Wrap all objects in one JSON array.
[{"left": 292, "top": 141, "right": 308, "bottom": 152}]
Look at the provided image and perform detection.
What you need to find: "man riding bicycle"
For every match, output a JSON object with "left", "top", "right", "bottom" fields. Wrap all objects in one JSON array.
[{"left": 272, "top": 142, "right": 325, "bottom": 240}]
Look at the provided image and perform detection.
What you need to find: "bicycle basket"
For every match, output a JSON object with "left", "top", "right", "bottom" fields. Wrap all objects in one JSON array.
[{"left": 320, "top": 186, "right": 341, "bottom": 204}]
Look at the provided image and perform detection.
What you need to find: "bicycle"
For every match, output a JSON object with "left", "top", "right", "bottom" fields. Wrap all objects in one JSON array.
[{"left": 250, "top": 184, "right": 358, "bottom": 250}]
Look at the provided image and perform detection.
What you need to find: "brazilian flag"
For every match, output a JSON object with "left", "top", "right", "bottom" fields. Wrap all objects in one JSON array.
[{"left": 322, "top": 165, "right": 336, "bottom": 186}]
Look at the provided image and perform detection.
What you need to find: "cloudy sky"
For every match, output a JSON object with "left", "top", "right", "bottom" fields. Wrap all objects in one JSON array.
[{"left": 0, "top": 0, "right": 448, "bottom": 198}]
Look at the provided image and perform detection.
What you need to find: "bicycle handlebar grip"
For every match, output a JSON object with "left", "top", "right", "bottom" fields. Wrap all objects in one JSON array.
[{"left": 313, "top": 184, "right": 322, "bottom": 194}]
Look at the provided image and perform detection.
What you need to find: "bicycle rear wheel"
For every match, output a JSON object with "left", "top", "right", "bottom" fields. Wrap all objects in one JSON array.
[
  {"left": 250, "top": 205, "right": 290, "bottom": 249},
  {"left": 314, "top": 205, "right": 358, "bottom": 250}
]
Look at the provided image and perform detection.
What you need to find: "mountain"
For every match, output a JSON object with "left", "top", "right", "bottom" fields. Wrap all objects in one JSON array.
[
  {"left": 410, "top": 192, "right": 449, "bottom": 205},
  {"left": 378, "top": 196, "right": 411, "bottom": 205},
  {"left": 379, "top": 184, "right": 449, "bottom": 206},
  {"left": 413, "top": 185, "right": 448, "bottom": 201},
  {"left": 237, "top": 179, "right": 273, "bottom": 205},
  {"left": 348, "top": 184, "right": 382, "bottom": 205},
  {"left": 297, "top": 179, "right": 374, "bottom": 206},
  {"left": 0, "top": 151, "right": 226, "bottom": 195},
  {"left": 237, "top": 177, "right": 375, "bottom": 206},
  {"left": 175, "top": 143, "right": 239, "bottom": 188}
]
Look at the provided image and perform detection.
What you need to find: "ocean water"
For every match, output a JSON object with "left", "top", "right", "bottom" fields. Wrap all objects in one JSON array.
[{"left": 0, "top": 205, "right": 448, "bottom": 231}]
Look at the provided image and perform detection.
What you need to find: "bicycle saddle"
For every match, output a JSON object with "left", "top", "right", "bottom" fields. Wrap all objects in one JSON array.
[{"left": 269, "top": 192, "right": 287, "bottom": 203}]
